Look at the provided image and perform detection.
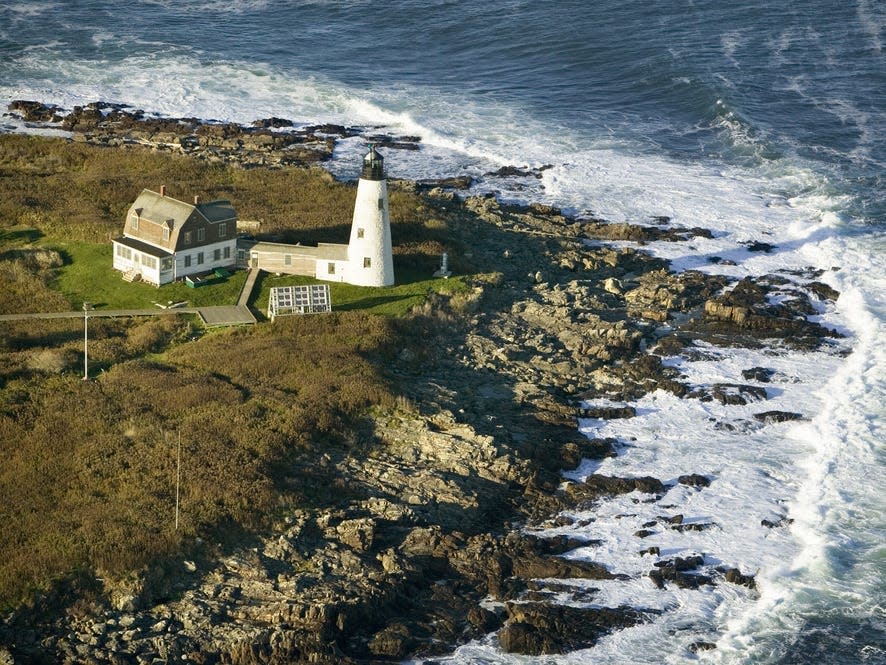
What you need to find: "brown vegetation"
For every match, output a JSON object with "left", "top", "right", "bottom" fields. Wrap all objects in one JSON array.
[
  {"left": 0, "top": 134, "right": 452, "bottom": 609},
  {"left": 0, "top": 311, "right": 399, "bottom": 607},
  {"left": 0, "top": 133, "right": 447, "bottom": 244}
]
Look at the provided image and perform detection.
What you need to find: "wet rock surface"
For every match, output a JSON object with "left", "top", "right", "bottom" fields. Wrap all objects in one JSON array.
[
  {"left": 497, "top": 602, "right": 648, "bottom": 655},
  {"left": 1, "top": 104, "right": 846, "bottom": 663}
]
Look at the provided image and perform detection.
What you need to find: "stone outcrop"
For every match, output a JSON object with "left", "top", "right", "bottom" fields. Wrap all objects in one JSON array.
[
  {"left": 498, "top": 602, "right": 648, "bottom": 655},
  {"left": 565, "top": 474, "right": 668, "bottom": 504},
  {"left": 699, "top": 275, "right": 842, "bottom": 349},
  {"left": 5, "top": 100, "right": 421, "bottom": 169}
]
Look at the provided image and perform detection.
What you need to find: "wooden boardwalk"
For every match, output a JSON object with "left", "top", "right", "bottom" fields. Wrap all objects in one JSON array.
[
  {"left": 237, "top": 268, "right": 260, "bottom": 308},
  {"left": 0, "top": 269, "right": 261, "bottom": 327}
]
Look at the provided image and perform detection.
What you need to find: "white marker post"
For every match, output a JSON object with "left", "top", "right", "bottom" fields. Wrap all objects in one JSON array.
[{"left": 82, "top": 302, "right": 92, "bottom": 380}]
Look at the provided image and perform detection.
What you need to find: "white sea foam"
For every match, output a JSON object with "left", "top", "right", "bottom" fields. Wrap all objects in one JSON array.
[
  {"left": 720, "top": 30, "right": 745, "bottom": 68},
  {"left": 139, "top": 0, "right": 272, "bottom": 14},
  {"left": 708, "top": 233, "right": 886, "bottom": 663},
  {"left": 856, "top": 0, "right": 885, "bottom": 53},
  {"left": 1, "top": 1, "right": 61, "bottom": 18},
  {"left": 1, "top": 52, "right": 346, "bottom": 128}
]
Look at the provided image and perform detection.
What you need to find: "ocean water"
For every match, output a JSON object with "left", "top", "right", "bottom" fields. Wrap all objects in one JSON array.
[{"left": 1, "top": 1, "right": 883, "bottom": 663}]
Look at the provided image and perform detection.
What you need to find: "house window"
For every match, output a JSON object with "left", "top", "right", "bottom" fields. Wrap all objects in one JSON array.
[
  {"left": 284, "top": 255, "right": 292, "bottom": 266},
  {"left": 162, "top": 226, "right": 170, "bottom": 241},
  {"left": 328, "top": 262, "right": 336, "bottom": 275},
  {"left": 197, "top": 228, "right": 205, "bottom": 242},
  {"left": 363, "top": 257, "right": 371, "bottom": 268},
  {"left": 197, "top": 252, "right": 204, "bottom": 265},
  {"left": 357, "top": 228, "right": 365, "bottom": 239},
  {"left": 184, "top": 255, "right": 192, "bottom": 268},
  {"left": 224, "top": 246, "right": 231, "bottom": 259},
  {"left": 130, "top": 214, "right": 139, "bottom": 230},
  {"left": 161, "top": 257, "right": 174, "bottom": 271},
  {"left": 218, "top": 223, "right": 226, "bottom": 238},
  {"left": 214, "top": 249, "right": 221, "bottom": 261},
  {"left": 377, "top": 198, "right": 384, "bottom": 210},
  {"left": 183, "top": 231, "right": 192, "bottom": 245},
  {"left": 142, "top": 256, "right": 157, "bottom": 270}
]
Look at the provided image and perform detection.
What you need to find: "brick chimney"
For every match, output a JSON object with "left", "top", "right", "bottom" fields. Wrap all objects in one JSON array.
[{"left": 160, "top": 185, "right": 166, "bottom": 197}]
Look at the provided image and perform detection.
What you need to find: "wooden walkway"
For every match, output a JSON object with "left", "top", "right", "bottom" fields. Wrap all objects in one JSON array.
[
  {"left": 238, "top": 268, "right": 260, "bottom": 308},
  {"left": 0, "top": 269, "right": 261, "bottom": 327}
]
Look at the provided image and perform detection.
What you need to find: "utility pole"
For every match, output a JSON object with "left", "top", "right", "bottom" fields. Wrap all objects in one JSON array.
[
  {"left": 82, "top": 302, "right": 92, "bottom": 380},
  {"left": 175, "top": 432, "right": 181, "bottom": 531}
]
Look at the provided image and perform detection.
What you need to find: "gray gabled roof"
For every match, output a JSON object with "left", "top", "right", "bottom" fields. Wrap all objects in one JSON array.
[
  {"left": 195, "top": 199, "right": 236, "bottom": 223},
  {"left": 127, "top": 189, "right": 237, "bottom": 251},
  {"left": 131, "top": 189, "right": 194, "bottom": 228},
  {"left": 130, "top": 190, "right": 235, "bottom": 227}
]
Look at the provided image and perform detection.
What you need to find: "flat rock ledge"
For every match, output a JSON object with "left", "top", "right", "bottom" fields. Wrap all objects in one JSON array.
[{"left": 0, "top": 106, "right": 844, "bottom": 664}]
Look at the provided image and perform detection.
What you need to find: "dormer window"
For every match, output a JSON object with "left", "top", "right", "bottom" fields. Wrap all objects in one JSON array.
[
  {"left": 130, "top": 213, "right": 139, "bottom": 231},
  {"left": 162, "top": 226, "right": 170, "bottom": 241}
]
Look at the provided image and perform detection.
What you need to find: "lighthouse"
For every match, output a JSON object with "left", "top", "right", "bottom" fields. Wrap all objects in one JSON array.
[{"left": 346, "top": 145, "right": 395, "bottom": 287}]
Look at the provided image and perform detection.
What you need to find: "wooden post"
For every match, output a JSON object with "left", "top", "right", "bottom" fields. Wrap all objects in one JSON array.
[{"left": 175, "top": 432, "right": 181, "bottom": 531}]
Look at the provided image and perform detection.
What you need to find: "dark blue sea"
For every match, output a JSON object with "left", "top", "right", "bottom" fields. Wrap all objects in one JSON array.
[{"left": 1, "top": 1, "right": 883, "bottom": 663}]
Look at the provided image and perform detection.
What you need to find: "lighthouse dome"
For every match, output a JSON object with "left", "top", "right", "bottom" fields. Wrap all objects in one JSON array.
[{"left": 361, "top": 145, "right": 385, "bottom": 180}]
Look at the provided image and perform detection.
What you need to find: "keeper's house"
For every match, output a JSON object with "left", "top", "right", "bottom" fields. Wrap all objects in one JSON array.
[{"left": 112, "top": 186, "right": 237, "bottom": 286}]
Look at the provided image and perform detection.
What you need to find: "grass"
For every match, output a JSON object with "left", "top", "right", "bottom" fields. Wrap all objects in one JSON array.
[
  {"left": 13, "top": 238, "right": 466, "bottom": 315},
  {"left": 252, "top": 269, "right": 468, "bottom": 318},
  {"left": 46, "top": 239, "right": 248, "bottom": 310}
]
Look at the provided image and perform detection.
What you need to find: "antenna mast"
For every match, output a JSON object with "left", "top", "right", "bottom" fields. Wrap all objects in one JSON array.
[{"left": 175, "top": 432, "right": 181, "bottom": 531}]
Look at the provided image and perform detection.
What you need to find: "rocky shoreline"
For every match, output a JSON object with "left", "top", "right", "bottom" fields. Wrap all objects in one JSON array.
[{"left": 1, "top": 101, "right": 843, "bottom": 664}]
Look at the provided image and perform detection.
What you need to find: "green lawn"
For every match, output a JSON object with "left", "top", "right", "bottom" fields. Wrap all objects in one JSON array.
[
  {"left": 45, "top": 239, "right": 467, "bottom": 317},
  {"left": 251, "top": 268, "right": 468, "bottom": 318},
  {"left": 46, "top": 240, "right": 247, "bottom": 310}
]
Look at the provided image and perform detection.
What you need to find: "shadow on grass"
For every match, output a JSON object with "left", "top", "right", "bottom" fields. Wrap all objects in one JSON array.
[
  {"left": 335, "top": 294, "right": 414, "bottom": 311},
  {"left": 0, "top": 227, "right": 43, "bottom": 246},
  {"left": 5, "top": 326, "right": 84, "bottom": 350}
]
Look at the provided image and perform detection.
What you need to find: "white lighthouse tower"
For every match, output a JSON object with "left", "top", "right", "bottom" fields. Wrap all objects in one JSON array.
[{"left": 346, "top": 145, "right": 395, "bottom": 287}]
